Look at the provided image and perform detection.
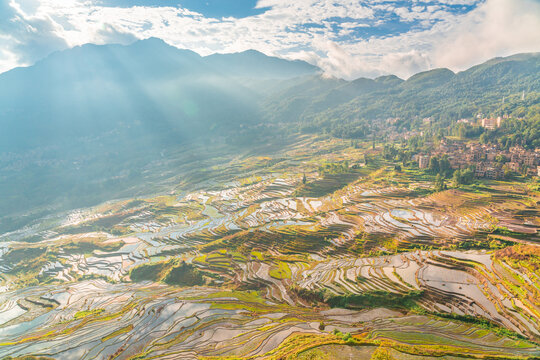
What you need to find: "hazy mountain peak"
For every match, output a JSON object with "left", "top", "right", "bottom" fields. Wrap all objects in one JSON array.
[
  {"left": 374, "top": 74, "right": 404, "bottom": 85},
  {"left": 351, "top": 77, "right": 375, "bottom": 84},
  {"left": 137, "top": 36, "right": 169, "bottom": 45},
  {"left": 404, "top": 68, "right": 455, "bottom": 89},
  {"left": 406, "top": 68, "right": 455, "bottom": 81},
  {"left": 203, "top": 49, "right": 319, "bottom": 79}
]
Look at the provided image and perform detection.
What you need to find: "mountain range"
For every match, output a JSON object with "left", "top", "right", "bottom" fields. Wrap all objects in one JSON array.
[
  {"left": 0, "top": 38, "right": 317, "bottom": 153},
  {"left": 0, "top": 38, "right": 538, "bottom": 228},
  {"left": 264, "top": 53, "right": 539, "bottom": 126}
]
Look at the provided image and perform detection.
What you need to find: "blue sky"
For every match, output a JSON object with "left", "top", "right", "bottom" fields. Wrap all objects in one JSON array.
[
  {"left": 0, "top": 0, "right": 539, "bottom": 78},
  {"left": 97, "top": 0, "right": 269, "bottom": 18}
]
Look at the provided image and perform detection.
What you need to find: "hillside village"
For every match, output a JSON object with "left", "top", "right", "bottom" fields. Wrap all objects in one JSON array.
[
  {"left": 413, "top": 117, "right": 540, "bottom": 179},
  {"left": 415, "top": 141, "right": 540, "bottom": 179}
]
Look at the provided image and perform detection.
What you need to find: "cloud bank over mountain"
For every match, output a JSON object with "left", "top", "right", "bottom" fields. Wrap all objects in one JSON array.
[{"left": 0, "top": 0, "right": 539, "bottom": 79}]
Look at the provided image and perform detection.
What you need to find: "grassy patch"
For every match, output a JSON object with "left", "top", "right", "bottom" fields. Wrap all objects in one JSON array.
[
  {"left": 3, "top": 247, "right": 47, "bottom": 267},
  {"left": 327, "top": 290, "right": 423, "bottom": 310},
  {"left": 102, "top": 325, "right": 133, "bottom": 342},
  {"left": 130, "top": 261, "right": 170, "bottom": 282},
  {"left": 192, "top": 290, "right": 266, "bottom": 304},
  {"left": 269, "top": 261, "right": 292, "bottom": 279},
  {"left": 251, "top": 251, "right": 264, "bottom": 261},
  {"left": 295, "top": 172, "right": 360, "bottom": 197},
  {"left": 163, "top": 262, "right": 205, "bottom": 287},
  {"left": 429, "top": 312, "right": 529, "bottom": 341},
  {"left": 74, "top": 308, "right": 104, "bottom": 320},
  {"left": 60, "top": 237, "right": 124, "bottom": 255},
  {"left": 130, "top": 259, "right": 214, "bottom": 287}
]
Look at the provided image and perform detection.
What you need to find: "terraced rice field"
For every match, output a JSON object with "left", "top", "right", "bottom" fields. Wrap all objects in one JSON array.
[{"left": 1, "top": 141, "right": 539, "bottom": 359}]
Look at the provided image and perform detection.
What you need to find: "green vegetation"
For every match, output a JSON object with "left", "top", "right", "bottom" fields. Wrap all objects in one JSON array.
[
  {"left": 2, "top": 247, "right": 47, "bottom": 268},
  {"left": 489, "top": 226, "right": 526, "bottom": 237},
  {"left": 61, "top": 237, "right": 125, "bottom": 254},
  {"left": 130, "top": 261, "right": 170, "bottom": 282},
  {"left": 434, "top": 173, "right": 446, "bottom": 191},
  {"left": 452, "top": 168, "right": 475, "bottom": 186},
  {"left": 251, "top": 251, "right": 264, "bottom": 261},
  {"left": 429, "top": 312, "right": 528, "bottom": 341},
  {"left": 74, "top": 309, "right": 104, "bottom": 320},
  {"left": 101, "top": 325, "right": 133, "bottom": 342},
  {"left": 291, "top": 287, "right": 425, "bottom": 310},
  {"left": 163, "top": 261, "right": 205, "bottom": 287},
  {"left": 370, "top": 346, "right": 396, "bottom": 360},
  {"left": 428, "top": 155, "right": 452, "bottom": 177},
  {"left": 130, "top": 259, "right": 210, "bottom": 287},
  {"left": 266, "top": 54, "right": 540, "bottom": 143},
  {"left": 326, "top": 290, "right": 424, "bottom": 310},
  {"left": 295, "top": 172, "right": 360, "bottom": 197},
  {"left": 205, "top": 227, "right": 333, "bottom": 256},
  {"left": 269, "top": 261, "right": 292, "bottom": 279},
  {"left": 194, "top": 290, "right": 266, "bottom": 304},
  {"left": 290, "top": 286, "right": 326, "bottom": 304},
  {"left": 318, "top": 162, "right": 350, "bottom": 175},
  {"left": 480, "top": 115, "right": 540, "bottom": 149}
]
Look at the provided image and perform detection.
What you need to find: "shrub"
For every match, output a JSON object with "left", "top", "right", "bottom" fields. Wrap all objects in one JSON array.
[
  {"left": 163, "top": 261, "right": 205, "bottom": 287},
  {"left": 371, "top": 346, "right": 396, "bottom": 360}
]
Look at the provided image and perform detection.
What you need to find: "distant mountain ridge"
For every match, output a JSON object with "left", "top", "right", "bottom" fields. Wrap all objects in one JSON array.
[
  {"left": 264, "top": 52, "right": 540, "bottom": 123},
  {"left": 0, "top": 38, "right": 318, "bottom": 82},
  {"left": 0, "top": 37, "right": 319, "bottom": 153},
  {"left": 204, "top": 49, "right": 319, "bottom": 78}
]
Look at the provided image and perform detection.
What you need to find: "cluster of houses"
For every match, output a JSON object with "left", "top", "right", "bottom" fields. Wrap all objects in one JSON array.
[
  {"left": 383, "top": 114, "right": 540, "bottom": 179},
  {"left": 480, "top": 117, "right": 502, "bottom": 130},
  {"left": 457, "top": 116, "right": 506, "bottom": 130},
  {"left": 415, "top": 140, "right": 540, "bottom": 179}
]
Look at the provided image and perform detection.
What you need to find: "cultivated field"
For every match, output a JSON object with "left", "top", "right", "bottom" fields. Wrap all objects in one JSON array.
[{"left": 1, "top": 136, "right": 539, "bottom": 359}]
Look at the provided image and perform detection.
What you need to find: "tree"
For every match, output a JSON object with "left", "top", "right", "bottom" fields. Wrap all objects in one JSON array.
[
  {"left": 480, "top": 132, "right": 488, "bottom": 144},
  {"left": 434, "top": 173, "right": 445, "bottom": 191},
  {"left": 453, "top": 168, "right": 474, "bottom": 186},
  {"left": 439, "top": 155, "right": 451, "bottom": 177},
  {"left": 429, "top": 156, "right": 440, "bottom": 173},
  {"left": 302, "top": 173, "right": 307, "bottom": 184},
  {"left": 458, "top": 124, "right": 467, "bottom": 139},
  {"left": 461, "top": 168, "right": 474, "bottom": 184},
  {"left": 452, "top": 170, "right": 460, "bottom": 186}
]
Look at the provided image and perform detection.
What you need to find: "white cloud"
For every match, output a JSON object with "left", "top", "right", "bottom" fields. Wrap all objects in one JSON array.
[
  {"left": 431, "top": 0, "right": 540, "bottom": 71},
  {"left": 0, "top": 0, "right": 538, "bottom": 78},
  {"left": 0, "top": 0, "right": 69, "bottom": 72},
  {"left": 290, "top": 0, "right": 540, "bottom": 79},
  {"left": 0, "top": 47, "right": 19, "bottom": 73}
]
